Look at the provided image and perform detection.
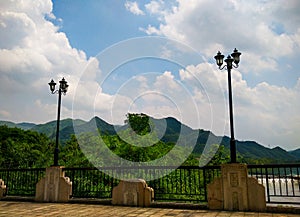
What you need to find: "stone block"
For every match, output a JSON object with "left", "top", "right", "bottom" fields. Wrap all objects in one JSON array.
[
  {"left": 35, "top": 166, "right": 72, "bottom": 202},
  {"left": 112, "top": 179, "right": 154, "bottom": 207},
  {"left": 222, "top": 163, "right": 249, "bottom": 211},
  {"left": 0, "top": 179, "right": 7, "bottom": 199},
  {"left": 207, "top": 163, "right": 266, "bottom": 212},
  {"left": 207, "top": 177, "right": 223, "bottom": 210},
  {"left": 247, "top": 177, "right": 266, "bottom": 211}
]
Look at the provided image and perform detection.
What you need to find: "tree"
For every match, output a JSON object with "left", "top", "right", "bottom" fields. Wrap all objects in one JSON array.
[
  {"left": 125, "top": 113, "right": 151, "bottom": 135},
  {"left": 0, "top": 125, "right": 53, "bottom": 168},
  {"left": 60, "top": 135, "right": 92, "bottom": 167}
]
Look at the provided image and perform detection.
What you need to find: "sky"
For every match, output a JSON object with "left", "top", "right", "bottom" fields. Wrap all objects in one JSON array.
[{"left": 0, "top": 0, "right": 299, "bottom": 151}]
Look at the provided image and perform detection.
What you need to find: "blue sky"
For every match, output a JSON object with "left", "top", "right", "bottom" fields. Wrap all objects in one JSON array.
[
  {"left": 52, "top": 0, "right": 155, "bottom": 57},
  {"left": 0, "top": 0, "right": 300, "bottom": 151}
]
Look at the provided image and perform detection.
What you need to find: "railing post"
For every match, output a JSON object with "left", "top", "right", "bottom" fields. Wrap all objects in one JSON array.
[
  {"left": 265, "top": 167, "right": 270, "bottom": 203},
  {"left": 203, "top": 167, "right": 207, "bottom": 202},
  {"left": 290, "top": 167, "right": 295, "bottom": 196}
]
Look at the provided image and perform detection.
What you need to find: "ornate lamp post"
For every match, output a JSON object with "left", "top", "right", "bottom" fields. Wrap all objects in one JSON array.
[
  {"left": 48, "top": 77, "right": 69, "bottom": 166},
  {"left": 214, "top": 48, "right": 241, "bottom": 163}
]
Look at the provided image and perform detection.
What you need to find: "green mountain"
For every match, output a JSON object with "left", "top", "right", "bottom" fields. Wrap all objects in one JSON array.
[
  {"left": 32, "top": 118, "right": 87, "bottom": 143},
  {"left": 1, "top": 116, "right": 298, "bottom": 163},
  {"left": 222, "top": 138, "right": 297, "bottom": 163},
  {"left": 289, "top": 148, "right": 300, "bottom": 160},
  {"left": 0, "top": 121, "right": 36, "bottom": 130}
]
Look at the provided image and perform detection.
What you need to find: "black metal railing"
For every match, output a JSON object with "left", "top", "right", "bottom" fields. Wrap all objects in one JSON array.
[
  {"left": 63, "top": 167, "right": 117, "bottom": 199},
  {"left": 63, "top": 166, "right": 221, "bottom": 202},
  {"left": 248, "top": 164, "right": 300, "bottom": 204},
  {"left": 0, "top": 164, "right": 299, "bottom": 204},
  {"left": 148, "top": 166, "right": 220, "bottom": 202},
  {"left": 0, "top": 168, "right": 45, "bottom": 196}
]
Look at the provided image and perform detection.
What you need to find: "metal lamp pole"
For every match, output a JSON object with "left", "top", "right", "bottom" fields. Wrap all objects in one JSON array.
[
  {"left": 48, "top": 77, "right": 69, "bottom": 166},
  {"left": 214, "top": 48, "right": 241, "bottom": 163}
]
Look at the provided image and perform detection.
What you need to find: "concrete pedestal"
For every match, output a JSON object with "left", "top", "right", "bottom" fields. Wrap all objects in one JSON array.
[
  {"left": 0, "top": 179, "right": 7, "bottom": 199},
  {"left": 35, "top": 166, "right": 72, "bottom": 202},
  {"left": 112, "top": 179, "right": 154, "bottom": 207},
  {"left": 208, "top": 163, "right": 266, "bottom": 211}
]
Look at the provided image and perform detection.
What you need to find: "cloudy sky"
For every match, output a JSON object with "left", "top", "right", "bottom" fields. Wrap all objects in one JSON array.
[{"left": 0, "top": 0, "right": 299, "bottom": 151}]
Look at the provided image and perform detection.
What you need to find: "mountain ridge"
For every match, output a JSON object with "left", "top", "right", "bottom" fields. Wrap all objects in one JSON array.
[{"left": 1, "top": 116, "right": 298, "bottom": 163}]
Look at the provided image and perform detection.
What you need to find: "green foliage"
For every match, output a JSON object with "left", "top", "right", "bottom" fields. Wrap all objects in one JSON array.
[
  {"left": 0, "top": 125, "right": 53, "bottom": 168},
  {"left": 106, "top": 134, "right": 175, "bottom": 162},
  {"left": 125, "top": 113, "right": 151, "bottom": 135},
  {"left": 60, "top": 135, "right": 92, "bottom": 167}
]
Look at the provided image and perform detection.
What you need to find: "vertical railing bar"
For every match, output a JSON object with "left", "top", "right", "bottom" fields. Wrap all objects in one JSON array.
[
  {"left": 255, "top": 167, "right": 258, "bottom": 180},
  {"left": 260, "top": 167, "right": 263, "bottom": 185},
  {"left": 278, "top": 167, "right": 282, "bottom": 196},
  {"left": 249, "top": 167, "right": 252, "bottom": 178},
  {"left": 284, "top": 167, "right": 288, "bottom": 196},
  {"left": 203, "top": 168, "right": 207, "bottom": 202},
  {"left": 297, "top": 167, "right": 300, "bottom": 193},
  {"left": 290, "top": 167, "right": 295, "bottom": 196},
  {"left": 169, "top": 169, "right": 172, "bottom": 197},
  {"left": 272, "top": 167, "right": 276, "bottom": 196},
  {"left": 89, "top": 169, "right": 92, "bottom": 197},
  {"left": 72, "top": 169, "right": 75, "bottom": 197},
  {"left": 184, "top": 168, "right": 187, "bottom": 196},
  {"left": 6, "top": 170, "right": 10, "bottom": 196},
  {"left": 81, "top": 169, "right": 84, "bottom": 197},
  {"left": 193, "top": 168, "right": 197, "bottom": 195},
  {"left": 265, "top": 167, "right": 270, "bottom": 203},
  {"left": 189, "top": 168, "right": 192, "bottom": 197}
]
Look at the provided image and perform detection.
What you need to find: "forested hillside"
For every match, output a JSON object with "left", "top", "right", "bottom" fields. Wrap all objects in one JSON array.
[{"left": 0, "top": 113, "right": 298, "bottom": 169}]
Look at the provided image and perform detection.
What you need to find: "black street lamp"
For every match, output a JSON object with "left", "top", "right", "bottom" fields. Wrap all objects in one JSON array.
[
  {"left": 214, "top": 48, "right": 241, "bottom": 163},
  {"left": 48, "top": 77, "right": 69, "bottom": 166}
]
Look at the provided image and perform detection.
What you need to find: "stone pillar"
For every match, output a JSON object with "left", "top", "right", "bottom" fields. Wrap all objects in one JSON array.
[
  {"left": 112, "top": 179, "right": 154, "bottom": 207},
  {"left": 35, "top": 166, "right": 72, "bottom": 202},
  {"left": 208, "top": 163, "right": 266, "bottom": 212},
  {"left": 0, "top": 179, "right": 7, "bottom": 199},
  {"left": 222, "top": 163, "right": 249, "bottom": 211}
]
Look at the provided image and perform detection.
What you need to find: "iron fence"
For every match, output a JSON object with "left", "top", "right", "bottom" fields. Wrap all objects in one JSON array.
[
  {"left": 148, "top": 166, "right": 220, "bottom": 202},
  {"left": 0, "top": 168, "right": 45, "bottom": 196},
  {"left": 63, "top": 166, "right": 220, "bottom": 203},
  {"left": 248, "top": 164, "right": 300, "bottom": 204},
  {"left": 0, "top": 164, "right": 299, "bottom": 204},
  {"left": 63, "top": 167, "right": 117, "bottom": 199}
]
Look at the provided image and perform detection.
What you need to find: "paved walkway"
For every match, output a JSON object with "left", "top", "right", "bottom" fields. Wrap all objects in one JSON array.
[{"left": 0, "top": 201, "right": 299, "bottom": 217}]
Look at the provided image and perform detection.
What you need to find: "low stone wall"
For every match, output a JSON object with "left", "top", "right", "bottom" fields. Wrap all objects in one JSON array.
[{"left": 112, "top": 179, "right": 154, "bottom": 207}]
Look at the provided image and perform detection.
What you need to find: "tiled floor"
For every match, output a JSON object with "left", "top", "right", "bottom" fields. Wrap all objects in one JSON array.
[{"left": 0, "top": 201, "right": 299, "bottom": 217}]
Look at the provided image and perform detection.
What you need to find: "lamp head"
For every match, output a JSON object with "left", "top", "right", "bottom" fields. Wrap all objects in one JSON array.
[
  {"left": 214, "top": 51, "right": 225, "bottom": 67},
  {"left": 63, "top": 84, "right": 69, "bottom": 94},
  {"left": 224, "top": 55, "right": 234, "bottom": 69},
  {"left": 231, "top": 48, "right": 241, "bottom": 65},
  {"left": 48, "top": 79, "right": 56, "bottom": 93},
  {"left": 59, "top": 77, "right": 68, "bottom": 93}
]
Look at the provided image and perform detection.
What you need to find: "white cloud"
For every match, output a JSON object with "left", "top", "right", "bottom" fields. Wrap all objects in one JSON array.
[
  {"left": 234, "top": 80, "right": 300, "bottom": 150},
  {"left": 0, "top": 0, "right": 100, "bottom": 123},
  {"left": 141, "top": 0, "right": 300, "bottom": 74},
  {"left": 135, "top": 0, "right": 300, "bottom": 149},
  {"left": 154, "top": 71, "right": 178, "bottom": 90},
  {"left": 125, "top": 1, "right": 145, "bottom": 16},
  {"left": 177, "top": 61, "right": 300, "bottom": 150}
]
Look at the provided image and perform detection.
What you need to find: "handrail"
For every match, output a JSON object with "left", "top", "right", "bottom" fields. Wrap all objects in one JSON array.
[{"left": 0, "top": 164, "right": 299, "bottom": 204}]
